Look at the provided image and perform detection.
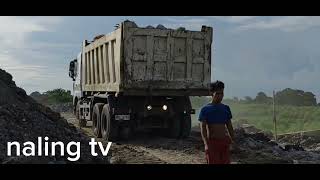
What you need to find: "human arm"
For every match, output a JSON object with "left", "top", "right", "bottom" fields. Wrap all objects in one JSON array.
[
  {"left": 226, "top": 120, "right": 235, "bottom": 143},
  {"left": 198, "top": 107, "right": 209, "bottom": 150},
  {"left": 200, "top": 121, "right": 209, "bottom": 150},
  {"left": 226, "top": 105, "right": 235, "bottom": 143}
]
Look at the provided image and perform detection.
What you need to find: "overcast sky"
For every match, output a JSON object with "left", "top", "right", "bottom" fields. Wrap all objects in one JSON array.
[{"left": 0, "top": 16, "right": 319, "bottom": 100}]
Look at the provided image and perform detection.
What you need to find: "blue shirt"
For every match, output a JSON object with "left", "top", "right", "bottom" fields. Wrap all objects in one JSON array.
[{"left": 198, "top": 103, "right": 232, "bottom": 124}]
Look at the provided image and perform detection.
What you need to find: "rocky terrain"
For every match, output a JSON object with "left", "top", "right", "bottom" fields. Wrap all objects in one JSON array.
[{"left": 0, "top": 68, "right": 109, "bottom": 164}]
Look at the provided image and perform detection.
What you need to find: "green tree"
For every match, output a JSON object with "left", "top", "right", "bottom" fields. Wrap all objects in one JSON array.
[
  {"left": 244, "top": 96, "right": 253, "bottom": 103},
  {"left": 255, "top": 92, "right": 272, "bottom": 104},
  {"left": 275, "top": 88, "right": 317, "bottom": 106},
  {"left": 303, "top": 92, "right": 317, "bottom": 106},
  {"left": 44, "top": 88, "right": 72, "bottom": 104}
]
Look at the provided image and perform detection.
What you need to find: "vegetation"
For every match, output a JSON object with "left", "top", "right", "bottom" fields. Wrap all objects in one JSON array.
[
  {"left": 275, "top": 88, "right": 317, "bottom": 106},
  {"left": 224, "top": 102, "right": 320, "bottom": 134},
  {"left": 30, "top": 88, "right": 72, "bottom": 105},
  {"left": 190, "top": 88, "right": 320, "bottom": 134}
]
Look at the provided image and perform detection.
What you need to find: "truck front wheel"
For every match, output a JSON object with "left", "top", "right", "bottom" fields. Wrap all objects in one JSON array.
[
  {"left": 101, "top": 104, "right": 118, "bottom": 141},
  {"left": 92, "top": 103, "right": 104, "bottom": 138}
]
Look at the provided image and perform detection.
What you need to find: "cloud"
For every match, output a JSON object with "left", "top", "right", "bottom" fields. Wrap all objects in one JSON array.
[
  {"left": 0, "top": 16, "right": 46, "bottom": 33},
  {"left": 0, "top": 16, "right": 66, "bottom": 93},
  {"left": 211, "top": 16, "right": 257, "bottom": 24},
  {"left": 167, "top": 17, "right": 209, "bottom": 24},
  {"left": 0, "top": 53, "right": 70, "bottom": 94},
  {"left": 0, "top": 53, "right": 49, "bottom": 83},
  {"left": 207, "top": 16, "right": 320, "bottom": 32},
  {"left": 160, "top": 17, "right": 211, "bottom": 30},
  {"left": 235, "top": 16, "right": 320, "bottom": 32},
  {"left": 149, "top": 16, "right": 256, "bottom": 31},
  {"left": 0, "top": 16, "right": 62, "bottom": 47},
  {"left": 166, "top": 16, "right": 256, "bottom": 25}
]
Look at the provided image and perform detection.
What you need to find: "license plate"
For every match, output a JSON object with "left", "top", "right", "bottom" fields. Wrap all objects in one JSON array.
[{"left": 115, "top": 115, "right": 130, "bottom": 121}]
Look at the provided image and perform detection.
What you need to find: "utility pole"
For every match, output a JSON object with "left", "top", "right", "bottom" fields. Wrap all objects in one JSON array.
[{"left": 273, "top": 90, "right": 278, "bottom": 141}]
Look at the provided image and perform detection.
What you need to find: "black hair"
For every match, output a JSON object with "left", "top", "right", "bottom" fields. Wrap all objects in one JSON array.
[{"left": 210, "top": 81, "right": 225, "bottom": 93}]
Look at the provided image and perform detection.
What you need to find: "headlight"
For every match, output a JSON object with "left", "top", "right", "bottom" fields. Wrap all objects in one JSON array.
[
  {"left": 147, "top": 105, "right": 152, "bottom": 111},
  {"left": 162, "top": 105, "right": 168, "bottom": 111}
]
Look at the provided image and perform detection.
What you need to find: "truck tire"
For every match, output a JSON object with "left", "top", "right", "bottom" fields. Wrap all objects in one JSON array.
[
  {"left": 180, "top": 114, "right": 191, "bottom": 138},
  {"left": 101, "top": 104, "right": 118, "bottom": 141},
  {"left": 168, "top": 115, "right": 181, "bottom": 139},
  {"left": 76, "top": 101, "right": 87, "bottom": 127},
  {"left": 92, "top": 103, "right": 104, "bottom": 138}
]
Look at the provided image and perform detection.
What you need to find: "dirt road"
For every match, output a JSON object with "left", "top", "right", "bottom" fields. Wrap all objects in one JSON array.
[
  {"left": 61, "top": 112, "right": 320, "bottom": 164},
  {"left": 62, "top": 112, "right": 208, "bottom": 164}
]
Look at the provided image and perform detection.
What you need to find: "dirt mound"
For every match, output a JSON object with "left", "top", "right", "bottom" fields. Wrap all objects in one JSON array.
[
  {"left": 0, "top": 68, "right": 109, "bottom": 164},
  {"left": 231, "top": 126, "right": 320, "bottom": 164},
  {"left": 278, "top": 133, "right": 320, "bottom": 152}
]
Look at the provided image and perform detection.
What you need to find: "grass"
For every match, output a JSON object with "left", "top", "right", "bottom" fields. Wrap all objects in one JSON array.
[{"left": 190, "top": 97, "right": 320, "bottom": 134}]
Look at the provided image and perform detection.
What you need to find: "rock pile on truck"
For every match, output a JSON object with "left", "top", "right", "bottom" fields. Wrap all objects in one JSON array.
[{"left": 0, "top": 68, "right": 108, "bottom": 164}]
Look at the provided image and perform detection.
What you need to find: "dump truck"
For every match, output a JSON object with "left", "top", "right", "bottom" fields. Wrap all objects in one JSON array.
[{"left": 68, "top": 20, "right": 213, "bottom": 141}]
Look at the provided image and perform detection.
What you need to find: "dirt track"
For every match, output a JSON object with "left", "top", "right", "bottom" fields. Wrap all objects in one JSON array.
[
  {"left": 62, "top": 112, "right": 208, "bottom": 164},
  {"left": 61, "top": 112, "right": 320, "bottom": 164}
]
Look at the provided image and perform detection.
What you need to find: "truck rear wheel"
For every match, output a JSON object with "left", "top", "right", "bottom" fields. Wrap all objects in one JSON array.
[
  {"left": 180, "top": 114, "right": 191, "bottom": 138},
  {"left": 92, "top": 103, "right": 104, "bottom": 138},
  {"left": 76, "top": 101, "right": 87, "bottom": 127},
  {"left": 101, "top": 104, "right": 118, "bottom": 141}
]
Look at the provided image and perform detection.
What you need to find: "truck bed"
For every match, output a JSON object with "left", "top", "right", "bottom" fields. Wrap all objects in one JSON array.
[{"left": 81, "top": 21, "right": 213, "bottom": 96}]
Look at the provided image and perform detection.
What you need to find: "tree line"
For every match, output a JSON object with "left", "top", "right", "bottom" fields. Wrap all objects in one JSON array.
[
  {"left": 29, "top": 88, "right": 73, "bottom": 105},
  {"left": 30, "top": 88, "right": 318, "bottom": 107},
  {"left": 228, "top": 88, "right": 318, "bottom": 106}
]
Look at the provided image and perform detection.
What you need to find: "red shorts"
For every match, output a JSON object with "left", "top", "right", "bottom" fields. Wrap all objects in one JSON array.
[{"left": 205, "top": 137, "right": 231, "bottom": 164}]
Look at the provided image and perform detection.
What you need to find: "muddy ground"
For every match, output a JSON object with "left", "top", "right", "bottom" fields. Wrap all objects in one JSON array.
[
  {"left": 61, "top": 112, "right": 320, "bottom": 164},
  {"left": 62, "top": 113, "right": 205, "bottom": 164}
]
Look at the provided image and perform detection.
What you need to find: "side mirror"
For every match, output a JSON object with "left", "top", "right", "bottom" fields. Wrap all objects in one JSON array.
[{"left": 69, "top": 60, "right": 77, "bottom": 81}]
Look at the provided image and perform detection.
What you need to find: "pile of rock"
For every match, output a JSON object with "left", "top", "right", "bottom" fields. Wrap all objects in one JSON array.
[
  {"left": 232, "top": 125, "right": 320, "bottom": 164},
  {"left": 278, "top": 133, "right": 320, "bottom": 152},
  {"left": 48, "top": 103, "right": 73, "bottom": 113},
  {"left": 0, "top": 68, "right": 109, "bottom": 164}
]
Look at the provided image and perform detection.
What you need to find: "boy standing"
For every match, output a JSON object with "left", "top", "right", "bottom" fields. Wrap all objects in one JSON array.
[{"left": 199, "top": 81, "right": 235, "bottom": 164}]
